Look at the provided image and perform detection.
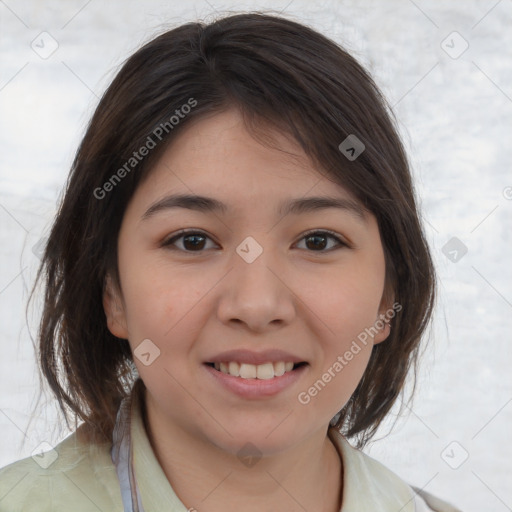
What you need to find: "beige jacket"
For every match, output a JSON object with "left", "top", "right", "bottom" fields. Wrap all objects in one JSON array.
[{"left": 0, "top": 387, "right": 461, "bottom": 511}]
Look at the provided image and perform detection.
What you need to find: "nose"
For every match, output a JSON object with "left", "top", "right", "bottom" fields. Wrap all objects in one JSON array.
[{"left": 216, "top": 239, "right": 296, "bottom": 333}]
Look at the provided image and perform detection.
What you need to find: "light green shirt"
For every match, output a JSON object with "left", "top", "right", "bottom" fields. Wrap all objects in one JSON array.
[{"left": 0, "top": 387, "right": 461, "bottom": 511}]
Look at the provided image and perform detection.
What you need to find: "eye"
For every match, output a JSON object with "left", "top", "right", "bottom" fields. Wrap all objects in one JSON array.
[
  {"left": 295, "top": 230, "right": 347, "bottom": 252},
  {"left": 161, "top": 229, "right": 218, "bottom": 252},
  {"left": 161, "top": 228, "right": 348, "bottom": 253}
]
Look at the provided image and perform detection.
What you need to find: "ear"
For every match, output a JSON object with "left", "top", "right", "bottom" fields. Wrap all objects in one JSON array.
[
  {"left": 373, "top": 286, "right": 395, "bottom": 345},
  {"left": 103, "top": 273, "right": 129, "bottom": 339}
]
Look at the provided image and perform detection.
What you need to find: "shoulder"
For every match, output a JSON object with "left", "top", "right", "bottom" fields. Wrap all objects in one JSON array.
[
  {"left": 0, "top": 426, "right": 122, "bottom": 512},
  {"left": 328, "top": 427, "right": 463, "bottom": 512}
]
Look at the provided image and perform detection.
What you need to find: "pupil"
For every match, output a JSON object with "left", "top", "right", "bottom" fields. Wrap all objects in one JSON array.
[
  {"left": 184, "top": 234, "right": 205, "bottom": 250},
  {"left": 306, "top": 234, "right": 326, "bottom": 250}
]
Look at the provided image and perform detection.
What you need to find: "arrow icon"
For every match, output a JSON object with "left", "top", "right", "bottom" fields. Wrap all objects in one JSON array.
[
  {"left": 237, "top": 442, "right": 262, "bottom": 467},
  {"left": 236, "top": 236, "right": 263, "bottom": 263},
  {"left": 31, "top": 31, "right": 59, "bottom": 59},
  {"left": 338, "top": 134, "right": 365, "bottom": 161},
  {"left": 134, "top": 339, "right": 161, "bottom": 366},
  {"left": 442, "top": 236, "right": 467, "bottom": 263},
  {"left": 440, "top": 31, "right": 469, "bottom": 59},
  {"left": 448, "top": 249, "right": 458, "bottom": 260}
]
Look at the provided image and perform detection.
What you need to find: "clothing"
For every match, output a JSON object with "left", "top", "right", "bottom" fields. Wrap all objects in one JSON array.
[{"left": 0, "top": 381, "right": 461, "bottom": 511}]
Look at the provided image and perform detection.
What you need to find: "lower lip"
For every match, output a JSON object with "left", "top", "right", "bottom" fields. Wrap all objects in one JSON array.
[{"left": 203, "top": 364, "right": 308, "bottom": 399}]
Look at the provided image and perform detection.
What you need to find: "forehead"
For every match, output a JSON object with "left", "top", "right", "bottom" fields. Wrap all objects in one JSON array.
[{"left": 136, "top": 108, "right": 361, "bottom": 210}]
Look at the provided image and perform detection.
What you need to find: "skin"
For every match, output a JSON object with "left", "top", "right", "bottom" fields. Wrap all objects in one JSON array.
[{"left": 103, "top": 107, "right": 392, "bottom": 512}]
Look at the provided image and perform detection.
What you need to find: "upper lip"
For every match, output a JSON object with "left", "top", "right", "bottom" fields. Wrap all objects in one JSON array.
[{"left": 205, "top": 349, "right": 307, "bottom": 366}]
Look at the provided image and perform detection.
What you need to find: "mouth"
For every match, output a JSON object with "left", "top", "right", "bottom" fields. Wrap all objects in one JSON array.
[
  {"left": 203, "top": 359, "right": 309, "bottom": 398},
  {"left": 204, "top": 361, "right": 308, "bottom": 379}
]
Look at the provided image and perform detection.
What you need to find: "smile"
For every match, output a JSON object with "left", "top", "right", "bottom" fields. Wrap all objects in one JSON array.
[
  {"left": 203, "top": 360, "right": 309, "bottom": 398},
  {"left": 206, "top": 361, "right": 307, "bottom": 379}
]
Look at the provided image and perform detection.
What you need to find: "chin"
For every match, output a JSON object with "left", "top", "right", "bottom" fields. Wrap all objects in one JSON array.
[{"left": 200, "top": 418, "right": 311, "bottom": 456}]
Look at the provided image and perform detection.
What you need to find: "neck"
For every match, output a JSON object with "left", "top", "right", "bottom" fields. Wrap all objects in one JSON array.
[{"left": 141, "top": 389, "right": 342, "bottom": 512}]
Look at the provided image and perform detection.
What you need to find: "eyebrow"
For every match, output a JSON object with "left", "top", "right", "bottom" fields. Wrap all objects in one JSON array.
[{"left": 141, "top": 193, "right": 368, "bottom": 223}]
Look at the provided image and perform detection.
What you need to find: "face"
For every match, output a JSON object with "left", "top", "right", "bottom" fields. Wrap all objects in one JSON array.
[{"left": 104, "top": 108, "right": 392, "bottom": 457}]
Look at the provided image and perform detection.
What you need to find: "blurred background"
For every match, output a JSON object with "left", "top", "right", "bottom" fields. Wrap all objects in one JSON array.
[{"left": 1, "top": 1, "right": 511, "bottom": 511}]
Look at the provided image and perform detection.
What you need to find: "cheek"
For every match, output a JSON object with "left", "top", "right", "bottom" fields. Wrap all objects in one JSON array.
[
  {"left": 294, "top": 264, "right": 383, "bottom": 414},
  {"left": 117, "top": 243, "right": 197, "bottom": 334},
  {"left": 122, "top": 275, "right": 197, "bottom": 340},
  {"left": 301, "top": 262, "right": 385, "bottom": 342},
  {"left": 118, "top": 258, "right": 214, "bottom": 383},
  {"left": 120, "top": 271, "right": 199, "bottom": 394},
  {"left": 296, "top": 335, "right": 373, "bottom": 418}
]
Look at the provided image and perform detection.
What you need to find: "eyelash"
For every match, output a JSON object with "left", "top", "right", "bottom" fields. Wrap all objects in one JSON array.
[{"left": 161, "top": 228, "right": 348, "bottom": 253}]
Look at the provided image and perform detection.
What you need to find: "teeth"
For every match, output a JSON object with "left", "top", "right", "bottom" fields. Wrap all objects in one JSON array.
[
  {"left": 274, "top": 361, "right": 285, "bottom": 377},
  {"left": 256, "top": 363, "right": 274, "bottom": 380},
  {"left": 228, "top": 361, "right": 240, "bottom": 377},
  {"left": 239, "top": 363, "right": 257, "bottom": 378},
  {"left": 213, "top": 361, "right": 299, "bottom": 379}
]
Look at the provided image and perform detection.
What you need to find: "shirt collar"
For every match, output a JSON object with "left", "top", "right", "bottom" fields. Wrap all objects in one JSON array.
[
  {"left": 130, "top": 381, "right": 187, "bottom": 511},
  {"left": 327, "top": 428, "right": 416, "bottom": 511},
  {"left": 129, "top": 382, "right": 415, "bottom": 512}
]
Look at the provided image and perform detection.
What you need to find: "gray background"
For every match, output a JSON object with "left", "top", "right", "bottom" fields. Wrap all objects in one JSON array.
[{"left": 1, "top": 1, "right": 511, "bottom": 511}]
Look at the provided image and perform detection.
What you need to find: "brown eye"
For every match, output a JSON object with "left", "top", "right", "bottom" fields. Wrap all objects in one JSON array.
[
  {"left": 162, "top": 229, "right": 347, "bottom": 254},
  {"left": 162, "top": 230, "right": 218, "bottom": 252},
  {"left": 296, "top": 230, "right": 347, "bottom": 252}
]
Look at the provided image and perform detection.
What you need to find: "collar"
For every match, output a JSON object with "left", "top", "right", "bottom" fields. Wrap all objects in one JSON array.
[
  {"left": 327, "top": 428, "right": 416, "bottom": 511},
  {"left": 127, "top": 380, "right": 416, "bottom": 512}
]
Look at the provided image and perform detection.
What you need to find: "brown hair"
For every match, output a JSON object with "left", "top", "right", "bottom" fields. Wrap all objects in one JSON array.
[{"left": 28, "top": 11, "right": 436, "bottom": 448}]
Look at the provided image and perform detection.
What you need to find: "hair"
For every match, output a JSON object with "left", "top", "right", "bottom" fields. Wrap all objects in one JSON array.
[{"left": 27, "top": 11, "right": 436, "bottom": 449}]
